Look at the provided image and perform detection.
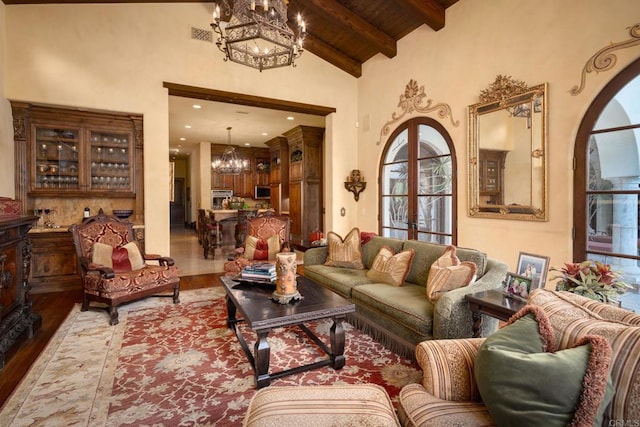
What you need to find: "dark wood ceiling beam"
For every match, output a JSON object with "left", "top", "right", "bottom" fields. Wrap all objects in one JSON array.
[
  {"left": 302, "top": 33, "right": 361, "bottom": 78},
  {"left": 394, "top": 0, "right": 446, "bottom": 31},
  {"left": 163, "top": 82, "right": 336, "bottom": 116},
  {"left": 301, "top": 0, "right": 397, "bottom": 59}
]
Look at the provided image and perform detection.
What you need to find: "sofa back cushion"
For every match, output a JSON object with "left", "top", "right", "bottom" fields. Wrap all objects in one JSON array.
[
  {"left": 401, "top": 240, "right": 487, "bottom": 287},
  {"left": 361, "top": 237, "right": 404, "bottom": 269},
  {"left": 529, "top": 289, "right": 640, "bottom": 423}
]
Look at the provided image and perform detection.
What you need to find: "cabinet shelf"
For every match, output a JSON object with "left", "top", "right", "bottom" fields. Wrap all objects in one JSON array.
[{"left": 11, "top": 100, "right": 144, "bottom": 211}]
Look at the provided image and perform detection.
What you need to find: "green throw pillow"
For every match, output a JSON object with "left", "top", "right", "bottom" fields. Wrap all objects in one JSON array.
[{"left": 474, "top": 306, "right": 613, "bottom": 427}]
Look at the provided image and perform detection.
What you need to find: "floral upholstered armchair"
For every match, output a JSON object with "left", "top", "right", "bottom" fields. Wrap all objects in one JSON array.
[
  {"left": 69, "top": 211, "right": 180, "bottom": 325},
  {"left": 223, "top": 210, "right": 291, "bottom": 273}
]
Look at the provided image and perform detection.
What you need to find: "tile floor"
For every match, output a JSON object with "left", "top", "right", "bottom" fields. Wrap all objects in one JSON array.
[{"left": 170, "top": 226, "right": 234, "bottom": 277}]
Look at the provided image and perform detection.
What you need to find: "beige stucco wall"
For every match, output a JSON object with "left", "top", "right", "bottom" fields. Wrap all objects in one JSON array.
[
  {"left": 356, "top": 0, "right": 640, "bottom": 280},
  {"left": 0, "top": 3, "right": 15, "bottom": 199},
  {"left": 2, "top": 1, "right": 640, "bottom": 277},
  {"left": 2, "top": 3, "right": 358, "bottom": 254}
]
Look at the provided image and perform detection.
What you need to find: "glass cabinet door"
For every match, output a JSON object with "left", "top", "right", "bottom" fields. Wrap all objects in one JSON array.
[
  {"left": 89, "top": 131, "right": 132, "bottom": 191},
  {"left": 34, "top": 127, "right": 80, "bottom": 190}
]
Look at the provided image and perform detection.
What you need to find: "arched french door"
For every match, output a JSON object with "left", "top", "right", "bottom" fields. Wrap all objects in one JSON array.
[
  {"left": 574, "top": 56, "right": 640, "bottom": 310},
  {"left": 379, "top": 117, "right": 457, "bottom": 244}
]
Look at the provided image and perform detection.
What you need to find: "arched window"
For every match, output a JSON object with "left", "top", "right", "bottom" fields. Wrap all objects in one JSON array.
[
  {"left": 379, "top": 117, "right": 457, "bottom": 244},
  {"left": 574, "top": 57, "right": 640, "bottom": 310}
]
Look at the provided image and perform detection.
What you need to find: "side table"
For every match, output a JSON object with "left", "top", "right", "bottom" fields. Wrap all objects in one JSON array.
[{"left": 465, "top": 290, "right": 526, "bottom": 338}]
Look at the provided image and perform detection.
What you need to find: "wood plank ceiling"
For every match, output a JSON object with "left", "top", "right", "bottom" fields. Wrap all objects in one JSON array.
[{"left": 1, "top": 0, "right": 459, "bottom": 78}]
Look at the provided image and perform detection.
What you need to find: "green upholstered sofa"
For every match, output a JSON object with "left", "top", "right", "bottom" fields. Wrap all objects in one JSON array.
[{"left": 303, "top": 236, "right": 509, "bottom": 359}]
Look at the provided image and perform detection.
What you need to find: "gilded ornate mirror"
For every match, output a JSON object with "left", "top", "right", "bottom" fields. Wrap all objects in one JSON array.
[{"left": 468, "top": 76, "right": 548, "bottom": 221}]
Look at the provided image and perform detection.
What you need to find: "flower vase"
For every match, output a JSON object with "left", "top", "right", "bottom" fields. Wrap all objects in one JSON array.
[{"left": 272, "top": 251, "right": 302, "bottom": 304}]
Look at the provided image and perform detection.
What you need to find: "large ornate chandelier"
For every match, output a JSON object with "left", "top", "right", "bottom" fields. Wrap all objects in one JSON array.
[
  {"left": 211, "top": 0, "right": 306, "bottom": 71},
  {"left": 211, "top": 127, "right": 250, "bottom": 175}
]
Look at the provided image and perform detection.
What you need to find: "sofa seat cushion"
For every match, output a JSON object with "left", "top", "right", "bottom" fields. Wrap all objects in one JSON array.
[
  {"left": 397, "top": 383, "right": 495, "bottom": 427},
  {"left": 352, "top": 283, "right": 434, "bottom": 339},
  {"left": 84, "top": 263, "right": 179, "bottom": 299},
  {"left": 303, "top": 264, "right": 372, "bottom": 299},
  {"left": 244, "top": 384, "right": 400, "bottom": 427}
]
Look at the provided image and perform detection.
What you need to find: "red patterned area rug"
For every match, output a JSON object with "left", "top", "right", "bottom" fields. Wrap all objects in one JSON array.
[{"left": 0, "top": 287, "right": 420, "bottom": 426}]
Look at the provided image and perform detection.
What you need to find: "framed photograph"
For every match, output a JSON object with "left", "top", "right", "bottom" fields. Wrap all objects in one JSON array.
[
  {"left": 503, "top": 272, "right": 534, "bottom": 301},
  {"left": 516, "top": 252, "right": 550, "bottom": 290}
]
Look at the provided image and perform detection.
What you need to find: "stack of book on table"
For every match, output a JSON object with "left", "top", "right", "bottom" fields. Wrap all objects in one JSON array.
[{"left": 240, "top": 262, "right": 277, "bottom": 283}]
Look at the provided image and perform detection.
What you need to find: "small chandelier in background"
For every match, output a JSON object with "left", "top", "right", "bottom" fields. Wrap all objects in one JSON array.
[
  {"left": 211, "top": 0, "right": 306, "bottom": 72},
  {"left": 211, "top": 127, "right": 250, "bottom": 175}
]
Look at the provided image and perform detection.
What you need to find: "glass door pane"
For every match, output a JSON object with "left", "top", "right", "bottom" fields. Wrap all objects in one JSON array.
[
  {"left": 89, "top": 131, "right": 132, "bottom": 191},
  {"left": 35, "top": 127, "right": 80, "bottom": 190}
]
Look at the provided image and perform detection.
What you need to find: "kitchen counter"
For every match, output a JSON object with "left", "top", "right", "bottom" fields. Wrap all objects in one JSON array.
[{"left": 29, "top": 221, "right": 144, "bottom": 233}]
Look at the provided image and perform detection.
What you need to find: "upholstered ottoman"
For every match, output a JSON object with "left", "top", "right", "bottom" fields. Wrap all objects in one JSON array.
[{"left": 243, "top": 384, "right": 400, "bottom": 427}]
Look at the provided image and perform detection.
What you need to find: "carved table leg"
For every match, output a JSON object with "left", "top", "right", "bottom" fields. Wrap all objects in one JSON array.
[
  {"left": 255, "top": 330, "right": 271, "bottom": 388},
  {"left": 330, "top": 316, "right": 346, "bottom": 369},
  {"left": 226, "top": 295, "right": 237, "bottom": 329},
  {"left": 471, "top": 311, "right": 482, "bottom": 338}
]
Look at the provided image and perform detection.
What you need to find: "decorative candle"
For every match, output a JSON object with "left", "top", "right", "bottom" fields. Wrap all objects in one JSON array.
[{"left": 272, "top": 251, "right": 301, "bottom": 304}]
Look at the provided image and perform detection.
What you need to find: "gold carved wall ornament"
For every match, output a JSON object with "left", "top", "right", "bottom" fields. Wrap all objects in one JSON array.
[
  {"left": 570, "top": 23, "right": 640, "bottom": 96},
  {"left": 376, "top": 79, "right": 459, "bottom": 146},
  {"left": 479, "top": 75, "right": 529, "bottom": 103}
]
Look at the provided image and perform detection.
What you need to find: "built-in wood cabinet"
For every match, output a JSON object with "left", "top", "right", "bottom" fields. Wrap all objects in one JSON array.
[
  {"left": 479, "top": 149, "right": 507, "bottom": 205},
  {"left": 0, "top": 216, "right": 41, "bottom": 369},
  {"left": 10, "top": 101, "right": 144, "bottom": 216},
  {"left": 265, "top": 136, "right": 289, "bottom": 213},
  {"left": 29, "top": 231, "right": 80, "bottom": 294},
  {"left": 283, "top": 126, "right": 324, "bottom": 240}
]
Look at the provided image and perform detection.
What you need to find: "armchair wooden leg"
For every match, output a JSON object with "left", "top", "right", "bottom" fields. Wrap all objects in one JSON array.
[
  {"left": 81, "top": 293, "right": 89, "bottom": 312},
  {"left": 108, "top": 306, "right": 119, "bottom": 325},
  {"left": 172, "top": 286, "right": 180, "bottom": 304}
]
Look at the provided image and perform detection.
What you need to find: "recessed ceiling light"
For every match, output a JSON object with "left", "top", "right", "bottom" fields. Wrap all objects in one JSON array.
[
  {"left": 287, "top": 116, "right": 294, "bottom": 121},
  {"left": 192, "top": 104, "right": 202, "bottom": 109},
  {"left": 179, "top": 137, "right": 186, "bottom": 141},
  {"left": 244, "top": 143, "right": 251, "bottom": 146},
  {"left": 184, "top": 125, "right": 191, "bottom": 129},
  {"left": 262, "top": 132, "right": 268, "bottom": 136}
]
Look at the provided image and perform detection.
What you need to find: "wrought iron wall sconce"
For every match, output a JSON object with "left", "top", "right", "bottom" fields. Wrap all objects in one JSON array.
[{"left": 344, "top": 169, "right": 366, "bottom": 201}]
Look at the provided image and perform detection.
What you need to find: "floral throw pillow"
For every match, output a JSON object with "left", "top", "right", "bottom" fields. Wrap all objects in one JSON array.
[
  {"left": 366, "top": 246, "right": 415, "bottom": 286},
  {"left": 324, "top": 227, "right": 365, "bottom": 269},
  {"left": 426, "top": 245, "right": 477, "bottom": 303}
]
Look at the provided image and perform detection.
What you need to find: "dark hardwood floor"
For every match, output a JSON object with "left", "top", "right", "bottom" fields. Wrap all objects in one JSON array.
[{"left": 0, "top": 273, "right": 219, "bottom": 408}]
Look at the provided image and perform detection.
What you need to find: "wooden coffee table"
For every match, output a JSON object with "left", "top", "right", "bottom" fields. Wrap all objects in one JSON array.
[{"left": 220, "top": 275, "right": 355, "bottom": 388}]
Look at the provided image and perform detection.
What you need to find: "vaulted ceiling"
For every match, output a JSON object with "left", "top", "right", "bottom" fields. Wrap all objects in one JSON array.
[
  {"left": 287, "top": 0, "right": 458, "bottom": 77},
  {"left": 2, "top": 0, "right": 459, "bottom": 78}
]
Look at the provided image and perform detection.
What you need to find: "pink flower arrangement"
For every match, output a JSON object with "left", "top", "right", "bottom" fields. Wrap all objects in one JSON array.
[{"left": 551, "top": 260, "right": 630, "bottom": 303}]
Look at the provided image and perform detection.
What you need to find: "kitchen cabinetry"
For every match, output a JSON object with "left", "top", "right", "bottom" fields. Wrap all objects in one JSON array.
[
  {"left": 210, "top": 146, "right": 270, "bottom": 198},
  {"left": 479, "top": 149, "right": 507, "bottom": 205},
  {"left": 283, "top": 126, "right": 324, "bottom": 240},
  {"left": 0, "top": 216, "right": 41, "bottom": 369},
  {"left": 265, "top": 137, "right": 289, "bottom": 213},
  {"left": 10, "top": 101, "right": 144, "bottom": 216}
]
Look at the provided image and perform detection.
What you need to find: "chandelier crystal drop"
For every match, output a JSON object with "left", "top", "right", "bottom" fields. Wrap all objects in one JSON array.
[
  {"left": 211, "top": 127, "right": 250, "bottom": 175},
  {"left": 211, "top": 0, "right": 306, "bottom": 71}
]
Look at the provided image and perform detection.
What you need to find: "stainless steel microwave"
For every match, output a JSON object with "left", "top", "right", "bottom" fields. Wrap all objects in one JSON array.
[{"left": 254, "top": 186, "right": 270, "bottom": 200}]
